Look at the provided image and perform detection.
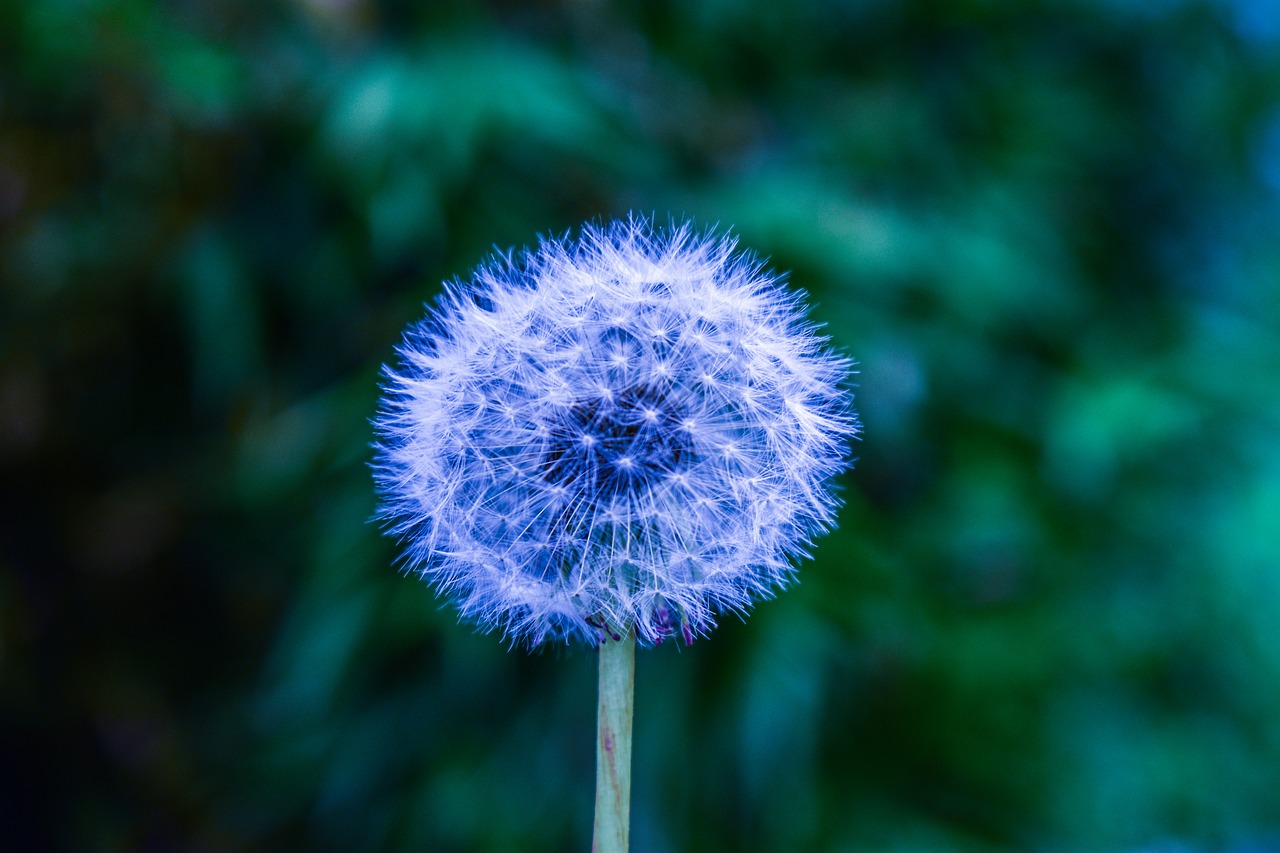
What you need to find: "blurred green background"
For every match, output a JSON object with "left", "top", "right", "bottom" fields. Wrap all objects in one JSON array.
[{"left": 3, "top": 0, "right": 1279, "bottom": 850}]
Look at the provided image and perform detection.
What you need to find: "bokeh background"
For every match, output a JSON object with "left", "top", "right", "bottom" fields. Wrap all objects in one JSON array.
[{"left": 3, "top": 0, "right": 1280, "bottom": 850}]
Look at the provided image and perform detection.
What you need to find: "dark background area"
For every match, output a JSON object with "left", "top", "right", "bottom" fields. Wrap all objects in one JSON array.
[{"left": 3, "top": 0, "right": 1280, "bottom": 850}]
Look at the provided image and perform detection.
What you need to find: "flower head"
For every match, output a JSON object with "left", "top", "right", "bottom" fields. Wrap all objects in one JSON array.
[{"left": 374, "top": 217, "right": 857, "bottom": 646}]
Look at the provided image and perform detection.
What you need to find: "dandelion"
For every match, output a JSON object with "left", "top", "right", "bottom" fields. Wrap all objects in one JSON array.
[{"left": 373, "top": 216, "right": 856, "bottom": 851}]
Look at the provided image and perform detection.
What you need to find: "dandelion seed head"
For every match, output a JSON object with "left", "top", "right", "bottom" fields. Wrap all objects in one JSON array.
[{"left": 374, "top": 216, "right": 858, "bottom": 647}]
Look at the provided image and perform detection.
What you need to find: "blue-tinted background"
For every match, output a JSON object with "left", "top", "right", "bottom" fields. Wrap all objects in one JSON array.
[{"left": 3, "top": 0, "right": 1279, "bottom": 850}]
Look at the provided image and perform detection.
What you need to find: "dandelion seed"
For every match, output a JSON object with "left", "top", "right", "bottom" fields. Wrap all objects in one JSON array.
[{"left": 373, "top": 216, "right": 858, "bottom": 648}]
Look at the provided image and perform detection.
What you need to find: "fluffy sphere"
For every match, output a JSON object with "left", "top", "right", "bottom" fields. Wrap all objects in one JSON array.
[{"left": 374, "top": 217, "right": 857, "bottom": 646}]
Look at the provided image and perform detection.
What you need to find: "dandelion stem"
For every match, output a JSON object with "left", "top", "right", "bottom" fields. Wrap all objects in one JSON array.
[{"left": 592, "top": 631, "right": 635, "bottom": 853}]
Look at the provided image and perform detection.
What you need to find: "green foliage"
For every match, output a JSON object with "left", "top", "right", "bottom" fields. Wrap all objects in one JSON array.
[{"left": 3, "top": 0, "right": 1279, "bottom": 850}]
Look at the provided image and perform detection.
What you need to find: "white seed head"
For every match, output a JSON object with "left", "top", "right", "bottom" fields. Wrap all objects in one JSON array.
[{"left": 374, "top": 216, "right": 858, "bottom": 647}]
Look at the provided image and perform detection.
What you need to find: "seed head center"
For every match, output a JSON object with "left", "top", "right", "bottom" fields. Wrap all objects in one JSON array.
[{"left": 543, "top": 384, "right": 693, "bottom": 496}]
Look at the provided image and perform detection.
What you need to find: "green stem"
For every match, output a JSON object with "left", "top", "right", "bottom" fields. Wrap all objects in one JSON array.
[{"left": 592, "top": 631, "right": 635, "bottom": 853}]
